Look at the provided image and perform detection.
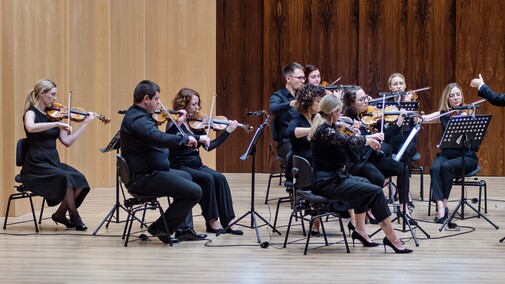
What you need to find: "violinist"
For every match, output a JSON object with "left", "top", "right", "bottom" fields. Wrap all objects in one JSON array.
[
  {"left": 120, "top": 80, "right": 203, "bottom": 244},
  {"left": 471, "top": 74, "right": 505, "bottom": 106},
  {"left": 269, "top": 62, "right": 304, "bottom": 159},
  {"left": 425, "top": 83, "right": 479, "bottom": 224},
  {"left": 166, "top": 87, "right": 243, "bottom": 236},
  {"left": 305, "top": 64, "right": 322, "bottom": 85},
  {"left": 342, "top": 86, "right": 417, "bottom": 225},
  {"left": 21, "top": 79, "right": 97, "bottom": 231},
  {"left": 308, "top": 94, "right": 412, "bottom": 253},
  {"left": 386, "top": 73, "right": 419, "bottom": 207},
  {"left": 286, "top": 84, "right": 325, "bottom": 235}
]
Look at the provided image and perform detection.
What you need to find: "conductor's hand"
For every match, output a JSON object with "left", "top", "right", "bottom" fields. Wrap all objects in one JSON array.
[
  {"left": 470, "top": 74, "right": 485, "bottom": 88},
  {"left": 186, "top": 136, "right": 198, "bottom": 148}
]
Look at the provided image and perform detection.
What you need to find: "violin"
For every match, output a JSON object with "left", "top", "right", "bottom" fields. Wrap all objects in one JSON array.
[
  {"left": 188, "top": 112, "right": 253, "bottom": 133},
  {"left": 335, "top": 121, "right": 356, "bottom": 136},
  {"left": 359, "top": 105, "right": 418, "bottom": 125},
  {"left": 46, "top": 102, "right": 110, "bottom": 124},
  {"left": 152, "top": 108, "right": 180, "bottom": 125}
]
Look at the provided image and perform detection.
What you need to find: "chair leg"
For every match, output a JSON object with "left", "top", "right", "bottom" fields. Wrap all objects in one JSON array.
[
  {"left": 483, "top": 181, "right": 488, "bottom": 213},
  {"left": 427, "top": 186, "right": 432, "bottom": 216},
  {"left": 3, "top": 194, "right": 15, "bottom": 229},
  {"left": 38, "top": 198, "right": 46, "bottom": 224},
  {"left": 265, "top": 173, "right": 274, "bottom": 204},
  {"left": 419, "top": 167, "right": 424, "bottom": 201},
  {"left": 157, "top": 202, "right": 173, "bottom": 246},
  {"left": 28, "top": 195, "right": 39, "bottom": 233},
  {"left": 283, "top": 212, "right": 296, "bottom": 248},
  {"left": 338, "top": 215, "right": 350, "bottom": 253}
]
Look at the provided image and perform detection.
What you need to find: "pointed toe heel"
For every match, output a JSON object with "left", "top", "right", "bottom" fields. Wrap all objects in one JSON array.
[{"left": 382, "top": 237, "right": 413, "bottom": 254}]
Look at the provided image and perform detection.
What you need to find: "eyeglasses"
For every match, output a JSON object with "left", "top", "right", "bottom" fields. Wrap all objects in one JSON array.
[
  {"left": 289, "top": 75, "right": 306, "bottom": 81},
  {"left": 357, "top": 95, "right": 371, "bottom": 103},
  {"left": 449, "top": 92, "right": 462, "bottom": 98}
]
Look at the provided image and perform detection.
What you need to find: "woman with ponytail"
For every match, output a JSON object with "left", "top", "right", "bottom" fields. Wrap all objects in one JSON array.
[{"left": 21, "top": 79, "right": 97, "bottom": 231}]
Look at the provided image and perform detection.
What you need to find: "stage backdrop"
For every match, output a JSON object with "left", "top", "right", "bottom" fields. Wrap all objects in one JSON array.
[
  {"left": 1, "top": 0, "right": 216, "bottom": 216},
  {"left": 216, "top": 0, "right": 505, "bottom": 176}
]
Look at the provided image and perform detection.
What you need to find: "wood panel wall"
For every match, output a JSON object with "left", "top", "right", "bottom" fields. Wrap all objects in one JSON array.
[
  {"left": 1, "top": 0, "right": 216, "bottom": 216},
  {"left": 216, "top": 0, "right": 505, "bottom": 177}
]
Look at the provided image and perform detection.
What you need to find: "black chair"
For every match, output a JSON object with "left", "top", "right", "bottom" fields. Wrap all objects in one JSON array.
[
  {"left": 264, "top": 143, "right": 287, "bottom": 204},
  {"left": 428, "top": 166, "right": 487, "bottom": 216},
  {"left": 410, "top": 152, "right": 424, "bottom": 201},
  {"left": 3, "top": 138, "right": 46, "bottom": 232},
  {"left": 116, "top": 154, "right": 172, "bottom": 247},
  {"left": 283, "top": 155, "right": 350, "bottom": 255}
]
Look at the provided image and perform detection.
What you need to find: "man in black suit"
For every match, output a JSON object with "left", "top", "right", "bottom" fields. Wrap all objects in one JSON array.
[{"left": 471, "top": 74, "right": 505, "bottom": 106}]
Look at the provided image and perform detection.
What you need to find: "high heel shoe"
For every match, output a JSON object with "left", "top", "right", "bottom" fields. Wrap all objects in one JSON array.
[
  {"left": 347, "top": 221, "right": 355, "bottom": 237},
  {"left": 366, "top": 212, "right": 379, "bottom": 225},
  {"left": 351, "top": 231, "right": 379, "bottom": 247},
  {"left": 69, "top": 213, "right": 87, "bottom": 231},
  {"left": 382, "top": 237, "right": 413, "bottom": 254},
  {"left": 51, "top": 214, "right": 75, "bottom": 229}
]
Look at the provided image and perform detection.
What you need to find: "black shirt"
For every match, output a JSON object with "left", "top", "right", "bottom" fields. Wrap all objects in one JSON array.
[
  {"left": 269, "top": 88, "right": 298, "bottom": 141},
  {"left": 287, "top": 115, "right": 311, "bottom": 161},
  {"left": 120, "top": 104, "right": 189, "bottom": 174}
]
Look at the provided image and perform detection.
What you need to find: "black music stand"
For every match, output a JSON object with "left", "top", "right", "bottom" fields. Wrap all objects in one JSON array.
[
  {"left": 438, "top": 114, "right": 498, "bottom": 231},
  {"left": 92, "top": 131, "right": 129, "bottom": 235},
  {"left": 217, "top": 113, "right": 281, "bottom": 243}
]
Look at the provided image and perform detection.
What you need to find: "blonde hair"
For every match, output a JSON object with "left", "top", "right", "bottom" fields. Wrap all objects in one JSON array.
[
  {"left": 308, "top": 94, "right": 342, "bottom": 141},
  {"left": 438, "top": 83, "right": 464, "bottom": 112},
  {"left": 25, "top": 79, "right": 57, "bottom": 111},
  {"left": 387, "top": 73, "right": 406, "bottom": 87}
]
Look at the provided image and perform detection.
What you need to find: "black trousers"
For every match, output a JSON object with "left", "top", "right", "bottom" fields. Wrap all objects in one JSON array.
[
  {"left": 177, "top": 165, "right": 236, "bottom": 227},
  {"left": 351, "top": 156, "right": 410, "bottom": 204},
  {"left": 430, "top": 153, "right": 478, "bottom": 201},
  {"left": 129, "top": 169, "right": 202, "bottom": 233},
  {"left": 313, "top": 174, "right": 391, "bottom": 223}
]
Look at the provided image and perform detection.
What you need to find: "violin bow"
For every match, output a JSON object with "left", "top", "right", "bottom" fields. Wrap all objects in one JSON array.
[
  {"left": 203, "top": 94, "right": 217, "bottom": 150},
  {"left": 329, "top": 77, "right": 341, "bottom": 86},
  {"left": 380, "top": 92, "right": 385, "bottom": 134},
  {"left": 158, "top": 99, "right": 186, "bottom": 137},
  {"left": 424, "top": 98, "right": 487, "bottom": 122}
]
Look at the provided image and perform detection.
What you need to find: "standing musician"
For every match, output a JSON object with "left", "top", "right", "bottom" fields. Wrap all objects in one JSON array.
[
  {"left": 309, "top": 94, "right": 412, "bottom": 253},
  {"left": 342, "top": 86, "right": 416, "bottom": 225},
  {"left": 422, "top": 83, "right": 478, "bottom": 224},
  {"left": 21, "top": 79, "right": 96, "bottom": 231},
  {"left": 120, "top": 80, "right": 203, "bottom": 244},
  {"left": 269, "top": 62, "right": 305, "bottom": 159},
  {"left": 470, "top": 74, "right": 505, "bottom": 106},
  {"left": 166, "top": 87, "right": 243, "bottom": 236}
]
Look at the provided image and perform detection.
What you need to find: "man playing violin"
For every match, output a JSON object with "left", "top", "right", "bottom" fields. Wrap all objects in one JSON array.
[
  {"left": 270, "top": 62, "right": 304, "bottom": 159},
  {"left": 471, "top": 74, "right": 505, "bottom": 106},
  {"left": 120, "top": 80, "right": 203, "bottom": 244},
  {"left": 166, "top": 87, "right": 243, "bottom": 236}
]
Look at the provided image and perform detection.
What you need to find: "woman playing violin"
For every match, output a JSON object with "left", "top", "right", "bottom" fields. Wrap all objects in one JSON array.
[
  {"left": 166, "top": 87, "right": 243, "bottom": 235},
  {"left": 386, "top": 73, "right": 419, "bottom": 207},
  {"left": 308, "top": 94, "right": 412, "bottom": 253},
  {"left": 21, "top": 79, "right": 97, "bottom": 231},
  {"left": 425, "top": 83, "right": 478, "bottom": 224},
  {"left": 342, "top": 86, "right": 417, "bottom": 225}
]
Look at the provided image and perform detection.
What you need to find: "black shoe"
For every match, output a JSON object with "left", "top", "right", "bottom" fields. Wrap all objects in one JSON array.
[
  {"left": 310, "top": 230, "right": 320, "bottom": 237},
  {"left": 366, "top": 213, "right": 379, "bottom": 225},
  {"left": 351, "top": 231, "right": 380, "bottom": 247},
  {"left": 175, "top": 228, "right": 207, "bottom": 241},
  {"left": 147, "top": 224, "right": 179, "bottom": 244},
  {"left": 205, "top": 224, "right": 224, "bottom": 234},
  {"left": 69, "top": 213, "right": 87, "bottom": 231},
  {"left": 347, "top": 221, "right": 355, "bottom": 237},
  {"left": 434, "top": 215, "right": 447, "bottom": 224},
  {"left": 383, "top": 237, "right": 413, "bottom": 254},
  {"left": 408, "top": 201, "right": 415, "bottom": 208},
  {"left": 51, "top": 214, "right": 75, "bottom": 229},
  {"left": 225, "top": 228, "right": 244, "bottom": 235}
]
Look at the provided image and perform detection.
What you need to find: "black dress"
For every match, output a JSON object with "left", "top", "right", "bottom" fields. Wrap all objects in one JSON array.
[
  {"left": 166, "top": 122, "right": 236, "bottom": 227},
  {"left": 20, "top": 106, "right": 90, "bottom": 207}
]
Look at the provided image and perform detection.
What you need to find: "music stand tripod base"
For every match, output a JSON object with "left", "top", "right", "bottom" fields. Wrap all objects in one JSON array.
[
  {"left": 93, "top": 131, "right": 130, "bottom": 235},
  {"left": 217, "top": 117, "right": 281, "bottom": 243}
]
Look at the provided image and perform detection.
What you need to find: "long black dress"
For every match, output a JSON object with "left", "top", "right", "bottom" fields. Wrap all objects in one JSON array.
[{"left": 20, "top": 106, "right": 90, "bottom": 207}]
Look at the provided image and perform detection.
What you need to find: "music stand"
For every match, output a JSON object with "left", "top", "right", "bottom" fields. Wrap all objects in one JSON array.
[
  {"left": 92, "top": 130, "right": 129, "bottom": 235},
  {"left": 217, "top": 113, "right": 281, "bottom": 243},
  {"left": 437, "top": 114, "right": 498, "bottom": 231}
]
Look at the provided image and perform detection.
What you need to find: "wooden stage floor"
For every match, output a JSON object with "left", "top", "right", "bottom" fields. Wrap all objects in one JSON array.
[{"left": 1, "top": 173, "right": 505, "bottom": 283}]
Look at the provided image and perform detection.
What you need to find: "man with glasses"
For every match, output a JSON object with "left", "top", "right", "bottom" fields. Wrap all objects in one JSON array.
[
  {"left": 470, "top": 74, "right": 505, "bottom": 106},
  {"left": 269, "top": 62, "right": 305, "bottom": 159}
]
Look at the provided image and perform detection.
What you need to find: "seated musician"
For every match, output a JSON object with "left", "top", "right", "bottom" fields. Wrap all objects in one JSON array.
[
  {"left": 422, "top": 83, "right": 478, "bottom": 223},
  {"left": 309, "top": 94, "right": 412, "bottom": 253}
]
